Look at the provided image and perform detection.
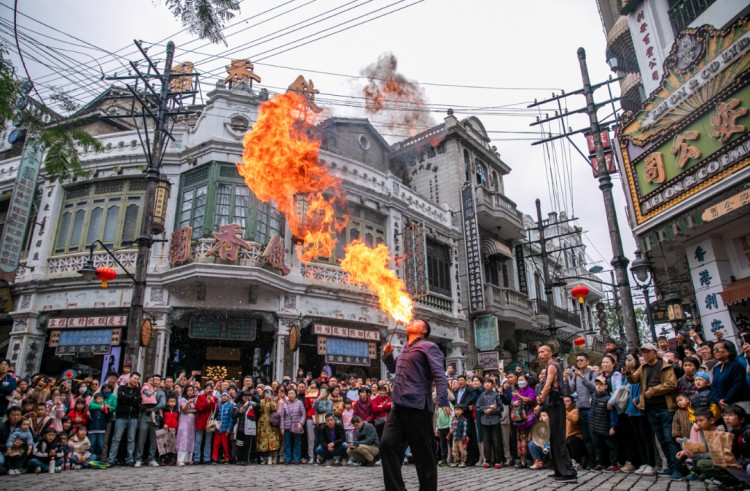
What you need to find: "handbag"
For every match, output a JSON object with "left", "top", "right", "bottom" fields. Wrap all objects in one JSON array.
[
  {"left": 313, "top": 413, "right": 327, "bottom": 425},
  {"left": 510, "top": 403, "right": 527, "bottom": 423},
  {"left": 705, "top": 430, "right": 737, "bottom": 468},
  {"left": 206, "top": 409, "right": 218, "bottom": 433},
  {"left": 269, "top": 411, "right": 281, "bottom": 428},
  {"left": 613, "top": 385, "right": 631, "bottom": 414}
]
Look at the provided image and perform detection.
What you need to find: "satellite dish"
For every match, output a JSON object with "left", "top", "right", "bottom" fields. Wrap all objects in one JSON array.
[{"left": 588, "top": 266, "right": 604, "bottom": 274}]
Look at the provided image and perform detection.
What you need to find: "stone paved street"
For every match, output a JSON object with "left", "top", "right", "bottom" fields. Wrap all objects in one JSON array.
[{"left": 1, "top": 464, "right": 722, "bottom": 491}]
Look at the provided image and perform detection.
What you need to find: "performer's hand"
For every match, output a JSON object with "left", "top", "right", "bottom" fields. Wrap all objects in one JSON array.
[
  {"left": 383, "top": 343, "right": 393, "bottom": 355},
  {"left": 441, "top": 406, "right": 451, "bottom": 416}
]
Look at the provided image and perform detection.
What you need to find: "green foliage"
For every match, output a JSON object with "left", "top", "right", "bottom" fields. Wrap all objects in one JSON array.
[
  {"left": 163, "top": 0, "right": 240, "bottom": 45},
  {"left": 37, "top": 126, "right": 104, "bottom": 181}
]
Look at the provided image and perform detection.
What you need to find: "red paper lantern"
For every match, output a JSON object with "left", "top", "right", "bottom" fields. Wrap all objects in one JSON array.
[
  {"left": 571, "top": 285, "right": 590, "bottom": 304},
  {"left": 574, "top": 337, "right": 586, "bottom": 347},
  {"left": 95, "top": 267, "right": 117, "bottom": 288}
]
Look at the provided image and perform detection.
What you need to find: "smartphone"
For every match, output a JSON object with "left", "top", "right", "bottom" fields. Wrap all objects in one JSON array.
[{"left": 307, "top": 371, "right": 312, "bottom": 378}]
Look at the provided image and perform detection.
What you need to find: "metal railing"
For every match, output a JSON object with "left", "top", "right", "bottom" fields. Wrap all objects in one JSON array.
[
  {"left": 668, "top": 0, "right": 716, "bottom": 32},
  {"left": 531, "top": 298, "right": 582, "bottom": 329}
]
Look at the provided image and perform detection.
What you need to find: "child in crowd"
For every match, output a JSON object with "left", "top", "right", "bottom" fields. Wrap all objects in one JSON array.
[
  {"left": 20, "top": 397, "right": 35, "bottom": 417},
  {"left": 67, "top": 426, "right": 96, "bottom": 469},
  {"left": 529, "top": 411, "right": 551, "bottom": 469},
  {"left": 66, "top": 398, "right": 89, "bottom": 432},
  {"left": 161, "top": 395, "right": 180, "bottom": 466},
  {"left": 88, "top": 393, "right": 108, "bottom": 456},
  {"left": 5, "top": 418, "right": 34, "bottom": 475},
  {"left": 676, "top": 407, "right": 721, "bottom": 481},
  {"left": 672, "top": 393, "right": 692, "bottom": 439},
  {"left": 590, "top": 375, "right": 618, "bottom": 471},
  {"left": 435, "top": 399, "right": 454, "bottom": 467},
  {"left": 677, "top": 357, "right": 700, "bottom": 395},
  {"left": 46, "top": 389, "right": 67, "bottom": 433},
  {"left": 690, "top": 372, "right": 720, "bottom": 420},
  {"left": 30, "top": 402, "right": 52, "bottom": 440},
  {"left": 450, "top": 405, "right": 469, "bottom": 468},
  {"left": 29, "top": 427, "right": 64, "bottom": 473},
  {"left": 60, "top": 416, "right": 75, "bottom": 440},
  {"left": 141, "top": 379, "right": 158, "bottom": 427},
  {"left": 342, "top": 400, "right": 355, "bottom": 443},
  {"left": 696, "top": 403, "right": 750, "bottom": 487},
  {"left": 212, "top": 392, "right": 235, "bottom": 464},
  {"left": 57, "top": 432, "right": 70, "bottom": 470},
  {"left": 117, "top": 361, "right": 132, "bottom": 386}
]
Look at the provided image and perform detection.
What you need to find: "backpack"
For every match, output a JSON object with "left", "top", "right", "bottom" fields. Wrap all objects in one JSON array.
[{"left": 613, "top": 384, "right": 631, "bottom": 414}]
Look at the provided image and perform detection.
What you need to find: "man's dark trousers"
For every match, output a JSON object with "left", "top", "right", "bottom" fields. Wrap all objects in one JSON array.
[{"left": 381, "top": 404, "right": 438, "bottom": 491}]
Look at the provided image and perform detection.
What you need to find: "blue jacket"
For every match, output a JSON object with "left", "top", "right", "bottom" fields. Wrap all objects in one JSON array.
[
  {"left": 711, "top": 359, "right": 750, "bottom": 405},
  {"left": 217, "top": 400, "right": 235, "bottom": 433},
  {"left": 624, "top": 383, "right": 643, "bottom": 417},
  {"left": 89, "top": 407, "right": 107, "bottom": 432},
  {"left": 384, "top": 338, "right": 448, "bottom": 412},
  {"left": 0, "top": 374, "right": 17, "bottom": 417}
]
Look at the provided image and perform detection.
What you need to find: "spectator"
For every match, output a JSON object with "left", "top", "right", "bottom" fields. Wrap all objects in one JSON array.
[
  {"left": 566, "top": 352, "right": 597, "bottom": 469},
  {"left": 625, "top": 343, "right": 682, "bottom": 480},
  {"left": 67, "top": 426, "right": 96, "bottom": 469},
  {"left": 29, "top": 402, "right": 52, "bottom": 441},
  {"left": 211, "top": 391, "right": 234, "bottom": 464},
  {"left": 690, "top": 372, "right": 719, "bottom": 420},
  {"left": 589, "top": 375, "right": 618, "bottom": 471},
  {"left": 4, "top": 417, "right": 33, "bottom": 474},
  {"left": 563, "top": 395, "right": 584, "bottom": 468},
  {"left": 280, "top": 388, "right": 306, "bottom": 464},
  {"left": 711, "top": 340, "right": 750, "bottom": 409},
  {"left": 135, "top": 374, "right": 166, "bottom": 467},
  {"left": 698, "top": 403, "right": 750, "bottom": 487},
  {"left": 453, "top": 374, "right": 479, "bottom": 466},
  {"left": 28, "top": 427, "right": 64, "bottom": 473},
  {"left": 510, "top": 373, "right": 536, "bottom": 468},
  {"left": 66, "top": 398, "right": 89, "bottom": 432},
  {"left": 234, "top": 390, "right": 258, "bottom": 466},
  {"left": 671, "top": 393, "right": 691, "bottom": 440},
  {"left": 475, "top": 377, "right": 503, "bottom": 469},
  {"left": 450, "top": 405, "right": 470, "bottom": 468},
  {"left": 193, "top": 385, "right": 218, "bottom": 464},
  {"left": 677, "top": 357, "right": 700, "bottom": 395},
  {"left": 161, "top": 395, "right": 180, "bottom": 466},
  {"left": 434, "top": 393, "right": 453, "bottom": 467},
  {"left": 346, "top": 415, "right": 379, "bottom": 466},
  {"left": 698, "top": 341, "right": 717, "bottom": 373},
  {"left": 623, "top": 352, "right": 656, "bottom": 476},
  {"left": 256, "top": 387, "right": 279, "bottom": 465},
  {"left": 315, "top": 413, "right": 347, "bottom": 465},
  {"left": 87, "top": 393, "right": 108, "bottom": 457},
  {"left": 604, "top": 338, "right": 625, "bottom": 373},
  {"left": 107, "top": 371, "right": 141, "bottom": 466},
  {"left": 353, "top": 387, "right": 374, "bottom": 424},
  {"left": 371, "top": 385, "right": 392, "bottom": 441},
  {"left": 175, "top": 385, "right": 197, "bottom": 466}
]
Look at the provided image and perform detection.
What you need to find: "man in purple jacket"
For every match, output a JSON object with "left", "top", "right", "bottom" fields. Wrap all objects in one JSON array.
[{"left": 381, "top": 319, "right": 450, "bottom": 491}]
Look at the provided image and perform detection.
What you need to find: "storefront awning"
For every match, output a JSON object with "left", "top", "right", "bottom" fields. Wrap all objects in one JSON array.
[
  {"left": 720, "top": 277, "right": 750, "bottom": 306},
  {"left": 481, "top": 238, "right": 512, "bottom": 259}
]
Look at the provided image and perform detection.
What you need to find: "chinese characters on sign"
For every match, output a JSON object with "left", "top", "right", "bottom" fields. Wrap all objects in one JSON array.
[
  {"left": 168, "top": 226, "right": 192, "bottom": 266},
  {"left": 402, "top": 221, "right": 428, "bottom": 297},
  {"left": 643, "top": 152, "right": 665, "bottom": 184},
  {"left": 474, "top": 315, "right": 499, "bottom": 352},
  {"left": 633, "top": 8, "right": 662, "bottom": 83},
  {"left": 262, "top": 234, "right": 290, "bottom": 275},
  {"left": 207, "top": 224, "right": 252, "bottom": 261},
  {"left": 702, "top": 190, "right": 750, "bottom": 222},
  {"left": 313, "top": 324, "right": 381, "bottom": 341},
  {"left": 224, "top": 59, "right": 261, "bottom": 88},
  {"left": 287, "top": 75, "right": 322, "bottom": 113},
  {"left": 0, "top": 137, "right": 42, "bottom": 282},
  {"left": 460, "top": 183, "right": 485, "bottom": 313},
  {"left": 711, "top": 98, "right": 747, "bottom": 143},
  {"left": 169, "top": 61, "right": 195, "bottom": 93}
]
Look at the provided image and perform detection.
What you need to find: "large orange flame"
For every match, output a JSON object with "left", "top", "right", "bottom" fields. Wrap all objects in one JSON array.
[
  {"left": 239, "top": 91, "right": 413, "bottom": 324},
  {"left": 238, "top": 92, "right": 345, "bottom": 261},
  {"left": 340, "top": 241, "right": 413, "bottom": 324}
]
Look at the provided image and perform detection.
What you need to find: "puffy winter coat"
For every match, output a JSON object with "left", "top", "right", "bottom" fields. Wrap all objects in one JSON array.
[{"left": 589, "top": 390, "right": 616, "bottom": 437}]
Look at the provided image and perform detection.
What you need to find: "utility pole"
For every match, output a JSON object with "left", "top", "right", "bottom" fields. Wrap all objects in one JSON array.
[
  {"left": 536, "top": 199, "right": 556, "bottom": 337},
  {"left": 103, "top": 40, "right": 199, "bottom": 371},
  {"left": 528, "top": 48, "right": 640, "bottom": 351}
]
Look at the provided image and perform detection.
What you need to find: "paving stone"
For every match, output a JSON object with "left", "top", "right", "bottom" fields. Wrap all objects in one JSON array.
[{"left": 1, "top": 463, "right": 698, "bottom": 490}]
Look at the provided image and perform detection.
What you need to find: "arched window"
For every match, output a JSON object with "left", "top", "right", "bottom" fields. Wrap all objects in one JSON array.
[
  {"left": 475, "top": 159, "right": 489, "bottom": 187},
  {"left": 463, "top": 150, "right": 471, "bottom": 182}
]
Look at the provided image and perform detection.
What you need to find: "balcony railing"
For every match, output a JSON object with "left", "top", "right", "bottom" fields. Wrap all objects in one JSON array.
[
  {"left": 531, "top": 298, "right": 582, "bottom": 329},
  {"left": 668, "top": 0, "right": 716, "bottom": 32},
  {"left": 48, "top": 249, "right": 138, "bottom": 275},
  {"left": 415, "top": 293, "right": 453, "bottom": 313},
  {"left": 475, "top": 186, "right": 523, "bottom": 221},
  {"left": 485, "top": 284, "right": 532, "bottom": 315}
]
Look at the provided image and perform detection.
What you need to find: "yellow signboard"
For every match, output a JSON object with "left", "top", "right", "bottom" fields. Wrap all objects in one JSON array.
[{"left": 701, "top": 189, "right": 750, "bottom": 222}]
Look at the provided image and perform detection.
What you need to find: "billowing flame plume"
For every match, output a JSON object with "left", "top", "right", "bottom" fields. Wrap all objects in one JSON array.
[
  {"left": 361, "top": 52, "right": 435, "bottom": 137},
  {"left": 240, "top": 92, "right": 413, "bottom": 324},
  {"left": 238, "top": 92, "right": 345, "bottom": 262},
  {"left": 340, "top": 241, "right": 413, "bottom": 324}
]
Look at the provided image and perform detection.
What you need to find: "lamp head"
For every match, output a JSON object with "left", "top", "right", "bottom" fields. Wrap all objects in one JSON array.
[
  {"left": 630, "top": 250, "right": 651, "bottom": 285},
  {"left": 78, "top": 259, "right": 97, "bottom": 282}
]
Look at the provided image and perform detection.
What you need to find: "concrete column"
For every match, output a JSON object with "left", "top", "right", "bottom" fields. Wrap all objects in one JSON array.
[
  {"left": 7, "top": 313, "right": 43, "bottom": 377},
  {"left": 686, "top": 236, "right": 737, "bottom": 344}
]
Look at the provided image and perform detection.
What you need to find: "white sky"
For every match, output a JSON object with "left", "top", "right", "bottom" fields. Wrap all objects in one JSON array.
[{"left": 3, "top": 0, "right": 638, "bottom": 283}]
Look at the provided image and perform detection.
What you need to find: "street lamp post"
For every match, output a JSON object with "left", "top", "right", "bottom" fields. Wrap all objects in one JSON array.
[{"left": 630, "top": 250, "right": 657, "bottom": 343}]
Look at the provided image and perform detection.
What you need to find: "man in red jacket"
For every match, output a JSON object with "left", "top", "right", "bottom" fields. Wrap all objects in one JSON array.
[{"left": 194, "top": 386, "right": 218, "bottom": 464}]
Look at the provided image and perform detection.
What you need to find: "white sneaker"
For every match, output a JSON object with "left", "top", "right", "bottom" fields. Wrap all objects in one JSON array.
[
  {"left": 634, "top": 464, "right": 646, "bottom": 475},
  {"left": 148, "top": 461, "right": 159, "bottom": 467},
  {"left": 134, "top": 461, "right": 142, "bottom": 468},
  {"left": 642, "top": 465, "right": 657, "bottom": 476}
]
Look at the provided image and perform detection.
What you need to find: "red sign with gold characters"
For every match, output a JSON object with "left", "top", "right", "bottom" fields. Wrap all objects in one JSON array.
[
  {"left": 618, "top": 19, "right": 750, "bottom": 228},
  {"left": 207, "top": 224, "right": 251, "bottom": 261},
  {"left": 262, "top": 234, "right": 290, "bottom": 275},
  {"left": 169, "top": 226, "right": 192, "bottom": 266}
]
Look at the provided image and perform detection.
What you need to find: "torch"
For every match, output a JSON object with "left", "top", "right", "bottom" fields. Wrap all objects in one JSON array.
[{"left": 386, "top": 320, "right": 403, "bottom": 347}]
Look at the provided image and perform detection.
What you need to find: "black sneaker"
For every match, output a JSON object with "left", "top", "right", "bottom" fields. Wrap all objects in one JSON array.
[{"left": 554, "top": 475, "right": 578, "bottom": 483}]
